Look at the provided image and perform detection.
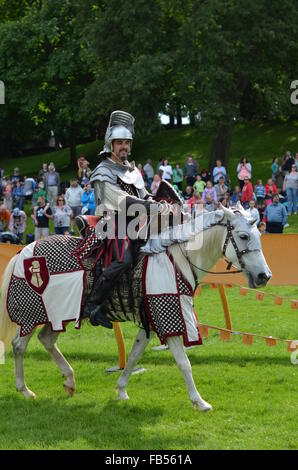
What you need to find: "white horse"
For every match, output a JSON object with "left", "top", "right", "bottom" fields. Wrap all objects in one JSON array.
[{"left": 0, "top": 204, "right": 271, "bottom": 411}]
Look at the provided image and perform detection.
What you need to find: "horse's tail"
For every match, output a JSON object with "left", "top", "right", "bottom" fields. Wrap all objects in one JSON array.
[{"left": 0, "top": 255, "right": 18, "bottom": 350}]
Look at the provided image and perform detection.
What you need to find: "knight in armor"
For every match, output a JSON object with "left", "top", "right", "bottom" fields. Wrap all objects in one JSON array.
[{"left": 82, "top": 110, "right": 172, "bottom": 328}]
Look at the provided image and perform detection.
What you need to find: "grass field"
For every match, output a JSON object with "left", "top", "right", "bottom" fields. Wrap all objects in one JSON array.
[{"left": 0, "top": 284, "right": 297, "bottom": 450}]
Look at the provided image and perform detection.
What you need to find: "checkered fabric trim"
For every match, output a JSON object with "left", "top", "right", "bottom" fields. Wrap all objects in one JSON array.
[
  {"left": 74, "top": 226, "right": 104, "bottom": 261},
  {"left": 117, "top": 177, "right": 139, "bottom": 197},
  {"left": 146, "top": 295, "right": 184, "bottom": 343},
  {"left": 176, "top": 270, "right": 193, "bottom": 296},
  {"left": 34, "top": 235, "right": 82, "bottom": 273},
  {"left": 7, "top": 275, "right": 48, "bottom": 336}
]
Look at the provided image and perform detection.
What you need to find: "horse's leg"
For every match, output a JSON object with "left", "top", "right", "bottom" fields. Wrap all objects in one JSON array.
[
  {"left": 12, "top": 327, "right": 36, "bottom": 398},
  {"left": 116, "top": 328, "right": 153, "bottom": 401},
  {"left": 167, "top": 337, "right": 212, "bottom": 412},
  {"left": 37, "top": 324, "right": 75, "bottom": 396}
]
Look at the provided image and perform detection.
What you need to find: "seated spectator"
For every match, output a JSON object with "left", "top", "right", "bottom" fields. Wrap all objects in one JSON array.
[
  {"left": 245, "top": 199, "right": 260, "bottom": 225},
  {"left": 150, "top": 174, "right": 161, "bottom": 196},
  {"left": 237, "top": 156, "right": 252, "bottom": 190},
  {"left": 0, "top": 204, "right": 10, "bottom": 231},
  {"left": 184, "top": 156, "right": 197, "bottom": 186},
  {"left": 200, "top": 168, "right": 211, "bottom": 183},
  {"left": 271, "top": 157, "right": 279, "bottom": 181},
  {"left": 202, "top": 181, "right": 217, "bottom": 203},
  {"left": 214, "top": 176, "right": 229, "bottom": 201},
  {"left": 188, "top": 191, "right": 202, "bottom": 214},
  {"left": 183, "top": 185, "right": 193, "bottom": 202},
  {"left": 265, "top": 179, "right": 278, "bottom": 205},
  {"left": 8, "top": 207, "right": 27, "bottom": 243},
  {"left": 254, "top": 179, "right": 266, "bottom": 209},
  {"left": 31, "top": 196, "right": 53, "bottom": 240},
  {"left": 143, "top": 159, "right": 154, "bottom": 189},
  {"left": 221, "top": 192, "right": 232, "bottom": 208},
  {"left": 263, "top": 193, "right": 287, "bottom": 233},
  {"left": 172, "top": 164, "right": 183, "bottom": 191},
  {"left": 204, "top": 193, "right": 216, "bottom": 212},
  {"left": 193, "top": 174, "right": 206, "bottom": 194},
  {"left": 65, "top": 179, "right": 84, "bottom": 234},
  {"left": 81, "top": 183, "right": 96, "bottom": 215},
  {"left": 241, "top": 177, "right": 253, "bottom": 209},
  {"left": 159, "top": 159, "right": 173, "bottom": 183},
  {"left": 231, "top": 186, "right": 241, "bottom": 205},
  {"left": 52, "top": 195, "right": 72, "bottom": 235},
  {"left": 212, "top": 160, "right": 227, "bottom": 184},
  {"left": 12, "top": 181, "right": 24, "bottom": 210}
]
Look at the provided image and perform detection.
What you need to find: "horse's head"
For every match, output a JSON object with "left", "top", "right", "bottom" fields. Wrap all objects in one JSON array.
[{"left": 219, "top": 202, "right": 272, "bottom": 288}]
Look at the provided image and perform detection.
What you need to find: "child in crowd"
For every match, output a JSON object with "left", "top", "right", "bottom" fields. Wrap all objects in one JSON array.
[
  {"left": 254, "top": 179, "right": 266, "bottom": 209},
  {"left": 258, "top": 221, "right": 266, "bottom": 235},
  {"left": 193, "top": 174, "right": 206, "bottom": 194},
  {"left": 231, "top": 186, "right": 241, "bottom": 205},
  {"left": 202, "top": 181, "right": 217, "bottom": 203}
]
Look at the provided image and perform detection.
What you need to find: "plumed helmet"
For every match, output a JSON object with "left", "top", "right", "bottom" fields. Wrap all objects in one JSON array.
[{"left": 100, "top": 110, "right": 135, "bottom": 155}]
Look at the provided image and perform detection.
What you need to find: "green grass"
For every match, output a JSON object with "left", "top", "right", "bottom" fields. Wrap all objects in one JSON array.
[{"left": 0, "top": 285, "right": 297, "bottom": 450}]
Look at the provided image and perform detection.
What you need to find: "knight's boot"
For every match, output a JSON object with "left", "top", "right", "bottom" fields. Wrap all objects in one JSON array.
[{"left": 83, "top": 275, "right": 113, "bottom": 328}]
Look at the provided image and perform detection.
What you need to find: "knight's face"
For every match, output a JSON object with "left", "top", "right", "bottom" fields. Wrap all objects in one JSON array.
[{"left": 112, "top": 139, "right": 131, "bottom": 161}]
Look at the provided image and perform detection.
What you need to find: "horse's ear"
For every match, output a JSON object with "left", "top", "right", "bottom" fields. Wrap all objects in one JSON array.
[
  {"left": 218, "top": 203, "right": 235, "bottom": 221},
  {"left": 236, "top": 201, "right": 244, "bottom": 211}
]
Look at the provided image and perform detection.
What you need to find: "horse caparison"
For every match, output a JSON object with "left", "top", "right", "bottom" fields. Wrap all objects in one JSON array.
[{"left": 0, "top": 204, "right": 271, "bottom": 411}]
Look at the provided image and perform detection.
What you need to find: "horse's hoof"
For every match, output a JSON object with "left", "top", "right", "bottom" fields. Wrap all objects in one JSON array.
[
  {"left": 116, "top": 387, "right": 129, "bottom": 401},
  {"left": 22, "top": 389, "right": 36, "bottom": 399},
  {"left": 63, "top": 385, "right": 75, "bottom": 397},
  {"left": 192, "top": 400, "right": 213, "bottom": 412}
]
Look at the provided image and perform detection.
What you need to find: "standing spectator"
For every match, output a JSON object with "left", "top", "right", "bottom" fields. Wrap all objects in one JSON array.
[
  {"left": 23, "top": 176, "right": 36, "bottom": 203},
  {"left": 38, "top": 163, "right": 48, "bottom": 183},
  {"left": 204, "top": 193, "right": 216, "bottom": 212},
  {"left": 237, "top": 156, "right": 252, "bottom": 190},
  {"left": 156, "top": 158, "right": 164, "bottom": 173},
  {"left": 231, "top": 186, "right": 241, "bottom": 205},
  {"left": 254, "top": 179, "right": 266, "bottom": 208},
  {"left": 202, "top": 181, "right": 217, "bottom": 203},
  {"left": 241, "top": 177, "right": 253, "bottom": 209},
  {"left": 0, "top": 204, "right": 10, "bottom": 231},
  {"left": 9, "top": 207, "right": 27, "bottom": 243},
  {"left": 52, "top": 195, "right": 72, "bottom": 235},
  {"left": 143, "top": 159, "right": 154, "bottom": 189},
  {"left": 295, "top": 152, "right": 298, "bottom": 171},
  {"left": 3, "top": 179, "right": 13, "bottom": 211},
  {"left": 245, "top": 200, "right": 260, "bottom": 225},
  {"left": 137, "top": 163, "right": 145, "bottom": 180},
  {"left": 271, "top": 157, "right": 279, "bottom": 182},
  {"left": 281, "top": 150, "right": 294, "bottom": 175},
  {"left": 11, "top": 168, "right": 23, "bottom": 187},
  {"left": 78, "top": 160, "right": 91, "bottom": 188},
  {"left": 150, "top": 174, "right": 161, "bottom": 196},
  {"left": 184, "top": 156, "right": 197, "bottom": 186},
  {"left": 32, "top": 196, "right": 53, "bottom": 240},
  {"left": 44, "top": 162, "right": 60, "bottom": 207},
  {"left": 212, "top": 160, "right": 227, "bottom": 185},
  {"left": 172, "top": 164, "right": 183, "bottom": 191},
  {"left": 32, "top": 181, "right": 47, "bottom": 207},
  {"left": 283, "top": 164, "right": 298, "bottom": 215},
  {"left": 65, "top": 179, "right": 84, "bottom": 234},
  {"left": 193, "top": 174, "right": 206, "bottom": 194},
  {"left": 81, "top": 183, "right": 96, "bottom": 215},
  {"left": 214, "top": 176, "right": 229, "bottom": 201},
  {"left": 200, "top": 168, "right": 211, "bottom": 183},
  {"left": 12, "top": 181, "right": 24, "bottom": 210},
  {"left": 265, "top": 179, "right": 278, "bottom": 205},
  {"left": 264, "top": 194, "right": 287, "bottom": 233},
  {"left": 159, "top": 159, "right": 173, "bottom": 183}
]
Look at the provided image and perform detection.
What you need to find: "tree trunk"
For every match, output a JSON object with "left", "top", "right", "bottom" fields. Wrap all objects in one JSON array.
[
  {"left": 169, "top": 113, "right": 175, "bottom": 128},
  {"left": 176, "top": 103, "right": 182, "bottom": 128},
  {"left": 189, "top": 112, "right": 196, "bottom": 127},
  {"left": 68, "top": 128, "right": 77, "bottom": 169},
  {"left": 208, "top": 124, "right": 232, "bottom": 173}
]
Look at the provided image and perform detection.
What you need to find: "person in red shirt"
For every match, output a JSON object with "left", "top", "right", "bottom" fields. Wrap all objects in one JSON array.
[
  {"left": 0, "top": 204, "right": 11, "bottom": 231},
  {"left": 241, "top": 177, "right": 253, "bottom": 209},
  {"left": 265, "top": 178, "right": 278, "bottom": 206}
]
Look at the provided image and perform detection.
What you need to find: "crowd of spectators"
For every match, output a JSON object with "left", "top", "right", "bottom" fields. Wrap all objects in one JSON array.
[{"left": 0, "top": 149, "right": 297, "bottom": 244}]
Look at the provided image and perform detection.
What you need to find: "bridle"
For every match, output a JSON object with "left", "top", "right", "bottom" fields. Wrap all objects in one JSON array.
[{"left": 180, "top": 219, "right": 260, "bottom": 278}]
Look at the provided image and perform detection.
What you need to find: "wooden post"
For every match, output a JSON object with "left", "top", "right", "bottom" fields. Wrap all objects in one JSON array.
[
  {"left": 217, "top": 284, "right": 232, "bottom": 330},
  {"left": 113, "top": 322, "right": 126, "bottom": 369}
]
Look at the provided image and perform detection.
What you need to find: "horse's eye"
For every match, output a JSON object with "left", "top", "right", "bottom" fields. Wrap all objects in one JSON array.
[{"left": 239, "top": 234, "right": 249, "bottom": 241}]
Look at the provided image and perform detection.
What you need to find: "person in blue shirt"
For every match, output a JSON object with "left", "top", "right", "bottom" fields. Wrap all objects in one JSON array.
[
  {"left": 264, "top": 193, "right": 288, "bottom": 233},
  {"left": 81, "top": 183, "right": 96, "bottom": 215}
]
